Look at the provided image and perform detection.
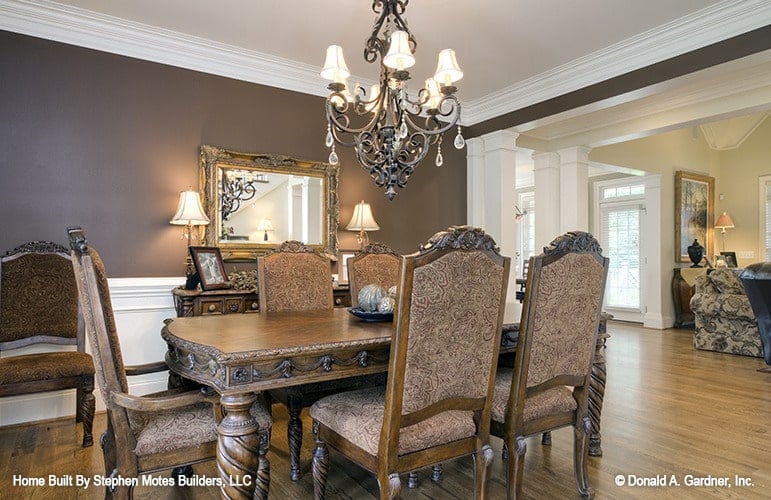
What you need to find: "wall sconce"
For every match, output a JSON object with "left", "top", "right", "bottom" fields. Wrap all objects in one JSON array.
[
  {"left": 257, "top": 218, "right": 273, "bottom": 242},
  {"left": 514, "top": 205, "right": 527, "bottom": 222},
  {"left": 170, "top": 189, "right": 210, "bottom": 275},
  {"left": 346, "top": 200, "right": 379, "bottom": 248},
  {"left": 714, "top": 212, "right": 735, "bottom": 252}
]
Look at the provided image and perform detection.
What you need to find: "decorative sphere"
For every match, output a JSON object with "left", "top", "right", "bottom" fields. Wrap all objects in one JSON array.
[
  {"left": 388, "top": 285, "right": 397, "bottom": 298},
  {"left": 358, "top": 284, "right": 387, "bottom": 312},
  {"left": 378, "top": 295, "right": 395, "bottom": 314}
]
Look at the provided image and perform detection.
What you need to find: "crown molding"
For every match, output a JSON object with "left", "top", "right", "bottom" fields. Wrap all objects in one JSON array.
[
  {"left": 462, "top": 0, "right": 771, "bottom": 125},
  {"left": 0, "top": 0, "right": 330, "bottom": 97},
  {"left": 1, "top": 0, "right": 769, "bottom": 126}
]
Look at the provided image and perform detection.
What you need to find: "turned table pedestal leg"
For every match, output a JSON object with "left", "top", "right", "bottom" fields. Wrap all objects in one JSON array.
[{"left": 217, "top": 393, "right": 269, "bottom": 499}]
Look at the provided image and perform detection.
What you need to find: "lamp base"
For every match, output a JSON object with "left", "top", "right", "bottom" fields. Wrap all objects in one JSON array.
[{"left": 357, "top": 230, "right": 369, "bottom": 249}]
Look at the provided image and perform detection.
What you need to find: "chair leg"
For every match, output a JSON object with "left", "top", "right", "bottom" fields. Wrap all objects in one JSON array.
[
  {"left": 312, "top": 422, "right": 329, "bottom": 500},
  {"left": 376, "top": 472, "right": 401, "bottom": 500},
  {"left": 506, "top": 436, "right": 527, "bottom": 500},
  {"left": 287, "top": 395, "right": 304, "bottom": 481},
  {"left": 407, "top": 471, "right": 418, "bottom": 488},
  {"left": 79, "top": 374, "right": 95, "bottom": 447},
  {"left": 574, "top": 417, "right": 594, "bottom": 499},
  {"left": 474, "top": 444, "right": 494, "bottom": 499},
  {"left": 431, "top": 464, "right": 443, "bottom": 482},
  {"left": 541, "top": 431, "right": 551, "bottom": 445},
  {"left": 255, "top": 430, "right": 271, "bottom": 500}
]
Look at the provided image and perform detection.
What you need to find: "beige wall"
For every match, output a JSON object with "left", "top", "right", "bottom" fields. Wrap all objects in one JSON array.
[{"left": 716, "top": 116, "right": 771, "bottom": 264}]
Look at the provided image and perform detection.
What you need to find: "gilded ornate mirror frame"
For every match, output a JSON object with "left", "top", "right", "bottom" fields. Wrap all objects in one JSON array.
[{"left": 199, "top": 145, "right": 339, "bottom": 260}]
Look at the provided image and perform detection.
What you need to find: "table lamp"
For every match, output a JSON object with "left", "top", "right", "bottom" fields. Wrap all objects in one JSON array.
[
  {"left": 346, "top": 200, "right": 379, "bottom": 248},
  {"left": 170, "top": 189, "right": 210, "bottom": 275},
  {"left": 714, "top": 212, "right": 735, "bottom": 252},
  {"left": 257, "top": 218, "right": 273, "bottom": 242}
]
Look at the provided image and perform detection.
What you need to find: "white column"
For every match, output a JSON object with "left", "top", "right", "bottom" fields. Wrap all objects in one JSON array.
[
  {"left": 532, "top": 151, "right": 561, "bottom": 251},
  {"left": 466, "top": 137, "right": 486, "bottom": 228},
  {"left": 557, "top": 146, "right": 591, "bottom": 233}
]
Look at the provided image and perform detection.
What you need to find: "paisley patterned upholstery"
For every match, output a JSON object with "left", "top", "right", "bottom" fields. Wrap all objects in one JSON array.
[
  {"left": 0, "top": 241, "right": 95, "bottom": 448},
  {"left": 311, "top": 225, "right": 510, "bottom": 499},
  {"left": 258, "top": 241, "right": 333, "bottom": 312},
  {"left": 348, "top": 243, "right": 401, "bottom": 308},
  {"left": 690, "top": 268, "right": 761, "bottom": 357},
  {"left": 68, "top": 226, "right": 271, "bottom": 492},
  {"left": 490, "top": 231, "right": 609, "bottom": 499}
]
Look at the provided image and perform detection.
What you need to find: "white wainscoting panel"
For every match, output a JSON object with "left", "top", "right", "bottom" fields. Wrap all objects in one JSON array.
[{"left": 0, "top": 277, "right": 184, "bottom": 427}]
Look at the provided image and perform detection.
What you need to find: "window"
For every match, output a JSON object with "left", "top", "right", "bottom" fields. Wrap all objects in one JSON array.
[
  {"left": 597, "top": 180, "right": 645, "bottom": 313},
  {"left": 517, "top": 191, "right": 535, "bottom": 278}
]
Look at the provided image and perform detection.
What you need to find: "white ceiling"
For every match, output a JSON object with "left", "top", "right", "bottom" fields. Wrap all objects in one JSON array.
[{"left": 2, "top": 0, "right": 770, "bottom": 177}]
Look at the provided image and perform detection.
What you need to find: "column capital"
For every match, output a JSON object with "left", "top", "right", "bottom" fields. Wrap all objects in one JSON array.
[
  {"left": 481, "top": 129, "right": 520, "bottom": 152},
  {"left": 557, "top": 145, "right": 592, "bottom": 164},
  {"left": 532, "top": 151, "right": 560, "bottom": 171}
]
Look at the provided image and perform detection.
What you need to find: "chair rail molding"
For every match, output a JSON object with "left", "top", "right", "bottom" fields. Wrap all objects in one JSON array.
[{"left": 0, "top": 276, "right": 183, "bottom": 427}]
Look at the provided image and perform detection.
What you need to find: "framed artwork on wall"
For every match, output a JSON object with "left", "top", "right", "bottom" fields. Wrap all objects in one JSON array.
[
  {"left": 189, "top": 246, "right": 231, "bottom": 290},
  {"left": 675, "top": 171, "right": 714, "bottom": 264}
]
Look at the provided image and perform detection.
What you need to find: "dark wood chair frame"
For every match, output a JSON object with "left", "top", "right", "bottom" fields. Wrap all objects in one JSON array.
[{"left": 0, "top": 240, "right": 95, "bottom": 447}]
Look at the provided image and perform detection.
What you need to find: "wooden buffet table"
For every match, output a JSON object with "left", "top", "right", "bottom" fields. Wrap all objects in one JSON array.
[{"left": 162, "top": 306, "right": 610, "bottom": 499}]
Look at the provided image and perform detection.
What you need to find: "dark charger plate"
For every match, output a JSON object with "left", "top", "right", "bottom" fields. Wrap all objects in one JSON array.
[{"left": 347, "top": 307, "right": 393, "bottom": 322}]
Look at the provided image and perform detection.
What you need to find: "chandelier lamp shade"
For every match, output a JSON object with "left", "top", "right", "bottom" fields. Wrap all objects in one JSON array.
[
  {"left": 321, "top": 0, "right": 465, "bottom": 200},
  {"left": 714, "top": 211, "right": 735, "bottom": 252}
]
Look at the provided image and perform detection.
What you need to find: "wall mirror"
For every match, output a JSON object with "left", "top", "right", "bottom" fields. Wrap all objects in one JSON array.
[{"left": 200, "top": 145, "right": 339, "bottom": 260}]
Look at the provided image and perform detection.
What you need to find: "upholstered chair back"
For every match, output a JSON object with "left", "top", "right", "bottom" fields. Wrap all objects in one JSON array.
[
  {"left": 520, "top": 233, "right": 608, "bottom": 390},
  {"left": 257, "top": 240, "right": 333, "bottom": 312},
  {"left": 0, "top": 242, "right": 79, "bottom": 344},
  {"left": 384, "top": 225, "right": 510, "bottom": 445},
  {"left": 68, "top": 229, "right": 129, "bottom": 403},
  {"left": 348, "top": 242, "right": 401, "bottom": 308},
  {"left": 740, "top": 262, "right": 771, "bottom": 366}
]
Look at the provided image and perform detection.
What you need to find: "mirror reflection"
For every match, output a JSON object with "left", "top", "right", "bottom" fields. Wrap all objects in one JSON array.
[{"left": 200, "top": 145, "right": 339, "bottom": 260}]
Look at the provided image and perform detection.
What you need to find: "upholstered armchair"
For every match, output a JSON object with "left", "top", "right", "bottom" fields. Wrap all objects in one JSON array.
[
  {"left": 348, "top": 242, "right": 401, "bottom": 308},
  {"left": 491, "top": 231, "right": 609, "bottom": 499},
  {"left": 310, "top": 226, "right": 510, "bottom": 499},
  {"left": 67, "top": 227, "right": 271, "bottom": 498},
  {"left": 739, "top": 262, "right": 771, "bottom": 371},
  {"left": 0, "top": 240, "right": 95, "bottom": 447},
  {"left": 690, "top": 268, "right": 762, "bottom": 357}
]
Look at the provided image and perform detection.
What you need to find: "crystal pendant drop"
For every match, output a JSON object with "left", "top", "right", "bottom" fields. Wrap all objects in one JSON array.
[
  {"left": 328, "top": 149, "right": 339, "bottom": 165},
  {"left": 454, "top": 131, "right": 466, "bottom": 149},
  {"left": 325, "top": 130, "right": 334, "bottom": 148},
  {"left": 398, "top": 121, "right": 408, "bottom": 139},
  {"left": 435, "top": 151, "right": 444, "bottom": 167}
]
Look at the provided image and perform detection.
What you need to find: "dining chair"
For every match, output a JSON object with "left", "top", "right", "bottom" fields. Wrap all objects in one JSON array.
[
  {"left": 310, "top": 225, "right": 510, "bottom": 499},
  {"left": 67, "top": 227, "right": 271, "bottom": 499},
  {"left": 258, "top": 240, "right": 385, "bottom": 481},
  {"left": 490, "top": 231, "right": 609, "bottom": 499},
  {"left": 348, "top": 242, "right": 401, "bottom": 308},
  {"left": 0, "top": 240, "right": 95, "bottom": 447}
]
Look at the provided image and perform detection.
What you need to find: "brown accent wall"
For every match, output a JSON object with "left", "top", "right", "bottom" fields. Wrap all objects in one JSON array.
[{"left": 0, "top": 31, "right": 467, "bottom": 276}]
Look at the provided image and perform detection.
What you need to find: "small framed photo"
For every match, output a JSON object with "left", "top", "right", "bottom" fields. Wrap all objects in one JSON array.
[
  {"left": 720, "top": 251, "right": 738, "bottom": 268},
  {"left": 338, "top": 251, "right": 356, "bottom": 285},
  {"left": 189, "top": 246, "right": 230, "bottom": 290}
]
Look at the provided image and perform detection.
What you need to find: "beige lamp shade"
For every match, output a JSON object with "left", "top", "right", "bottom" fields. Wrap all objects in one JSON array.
[
  {"left": 321, "top": 45, "right": 350, "bottom": 81},
  {"left": 170, "top": 190, "right": 210, "bottom": 226},
  {"left": 346, "top": 201, "right": 380, "bottom": 231},
  {"left": 383, "top": 30, "right": 415, "bottom": 70},
  {"left": 715, "top": 212, "right": 735, "bottom": 230},
  {"left": 434, "top": 48, "right": 463, "bottom": 85}
]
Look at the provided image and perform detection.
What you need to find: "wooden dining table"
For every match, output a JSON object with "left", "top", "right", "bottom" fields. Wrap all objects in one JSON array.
[{"left": 161, "top": 306, "right": 609, "bottom": 499}]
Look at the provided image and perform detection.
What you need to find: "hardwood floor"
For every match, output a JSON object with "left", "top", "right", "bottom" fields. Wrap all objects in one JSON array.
[{"left": 2, "top": 322, "right": 769, "bottom": 498}]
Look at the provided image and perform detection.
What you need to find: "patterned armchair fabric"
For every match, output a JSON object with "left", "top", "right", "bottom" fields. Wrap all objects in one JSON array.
[
  {"left": 310, "top": 226, "right": 510, "bottom": 499},
  {"left": 348, "top": 242, "right": 401, "bottom": 308},
  {"left": 0, "top": 241, "right": 95, "bottom": 448},
  {"left": 690, "top": 268, "right": 761, "bottom": 357},
  {"left": 67, "top": 227, "right": 271, "bottom": 495}
]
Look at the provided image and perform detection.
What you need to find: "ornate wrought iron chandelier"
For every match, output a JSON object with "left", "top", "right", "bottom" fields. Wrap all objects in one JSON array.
[{"left": 321, "top": 0, "right": 465, "bottom": 200}]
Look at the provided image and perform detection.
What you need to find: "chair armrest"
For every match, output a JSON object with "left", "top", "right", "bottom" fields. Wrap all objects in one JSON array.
[
  {"left": 124, "top": 361, "right": 168, "bottom": 376},
  {"left": 690, "top": 293, "right": 755, "bottom": 321},
  {"left": 111, "top": 388, "right": 219, "bottom": 412}
]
